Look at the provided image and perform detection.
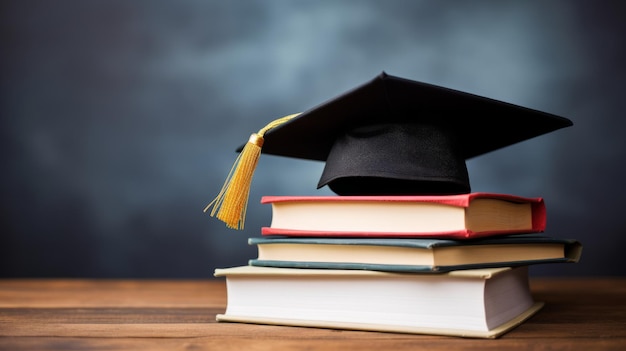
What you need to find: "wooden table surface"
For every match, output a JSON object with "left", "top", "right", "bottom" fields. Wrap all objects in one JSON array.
[{"left": 0, "top": 277, "right": 625, "bottom": 350}]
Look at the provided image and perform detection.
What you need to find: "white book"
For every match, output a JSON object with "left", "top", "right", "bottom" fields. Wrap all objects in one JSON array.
[{"left": 214, "top": 265, "right": 543, "bottom": 338}]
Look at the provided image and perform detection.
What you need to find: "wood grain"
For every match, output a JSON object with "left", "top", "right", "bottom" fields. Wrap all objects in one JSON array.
[{"left": 0, "top": 278, "right": 625, "bottom": 350}]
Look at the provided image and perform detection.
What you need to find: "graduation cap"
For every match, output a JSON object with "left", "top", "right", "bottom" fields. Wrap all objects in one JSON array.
[{"left": 205, "top": 72, "right": 573, "bottom": 229}]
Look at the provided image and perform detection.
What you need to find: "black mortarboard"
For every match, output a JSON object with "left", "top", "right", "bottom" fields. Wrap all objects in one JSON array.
[{"left": 205, "top": 72, "right": 573, "bottom": 229}]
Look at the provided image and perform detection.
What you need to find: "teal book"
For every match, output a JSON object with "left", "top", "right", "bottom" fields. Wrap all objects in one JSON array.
[{"left": 248, "top": 234, "right": 582, "bottom": 273}]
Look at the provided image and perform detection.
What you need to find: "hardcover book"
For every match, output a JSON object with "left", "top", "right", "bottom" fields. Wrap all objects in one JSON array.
[
  {"left": 261, "top": 192, "right": 545, "bottom": 239},
  {"left": 214, "top": 265, "right": 543, "bottom": 338},
  {"left": 248, "top": 235, "right": 582, "bottom": 273}
]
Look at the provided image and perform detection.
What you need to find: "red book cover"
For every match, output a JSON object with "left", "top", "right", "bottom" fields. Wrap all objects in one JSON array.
[{"left": 260, "top": 193, "right": 546, "bottom": 240}]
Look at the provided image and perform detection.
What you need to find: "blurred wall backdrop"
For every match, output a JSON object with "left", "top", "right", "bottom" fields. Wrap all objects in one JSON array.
[{"left": 1, "top": 0, "right": 625, "bottom": 278}]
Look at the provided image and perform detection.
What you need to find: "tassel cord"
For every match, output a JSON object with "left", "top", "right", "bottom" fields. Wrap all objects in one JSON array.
[{"left": 204, "top": 113, "right": 300, "bottom": 230}]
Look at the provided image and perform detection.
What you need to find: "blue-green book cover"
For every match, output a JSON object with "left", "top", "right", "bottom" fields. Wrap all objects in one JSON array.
[{"left": 248, "top": 234, "right": 582, "bottom": 273}]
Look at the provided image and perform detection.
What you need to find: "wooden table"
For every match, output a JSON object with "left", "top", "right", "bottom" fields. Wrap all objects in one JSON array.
[{"left": 0, "top": 277, "right": 625, "bottom": 350}]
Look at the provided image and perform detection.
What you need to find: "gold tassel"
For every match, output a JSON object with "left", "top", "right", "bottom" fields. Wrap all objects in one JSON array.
[{"left": 204, "top": 113, "right": 301, "bottom": 229}]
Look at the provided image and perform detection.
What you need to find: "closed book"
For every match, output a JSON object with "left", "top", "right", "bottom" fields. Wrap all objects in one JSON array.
[
  {"left": 261, "top": 192, "right": 545, "bottom": 239},
  {"left": 248, "top": 235, "right": 582, "bottom": 273},
  {"left": 214, "top": 265, "right": 543, "bottom": 338}
]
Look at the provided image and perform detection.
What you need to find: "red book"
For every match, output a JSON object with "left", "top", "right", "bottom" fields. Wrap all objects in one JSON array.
[{"left": 261, "top": 193, "right": 546, "bottom": 240}]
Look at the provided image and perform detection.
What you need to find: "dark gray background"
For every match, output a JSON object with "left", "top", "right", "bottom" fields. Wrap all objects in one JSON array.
[{"left": 1, "top": 0, "right": 624, "bottom": 278}]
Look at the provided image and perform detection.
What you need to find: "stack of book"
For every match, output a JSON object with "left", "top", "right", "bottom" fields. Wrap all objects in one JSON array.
[
  {"left": 210, "top": 72, "right": 579, "bottom": 338},
  {"left": 215, "top": 192, "right": 582, "bottom": 338}
]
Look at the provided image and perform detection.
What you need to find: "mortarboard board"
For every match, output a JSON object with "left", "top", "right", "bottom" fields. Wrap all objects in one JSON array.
[{"left": 205, "top": 72, "right": 573, "bottom": 229}]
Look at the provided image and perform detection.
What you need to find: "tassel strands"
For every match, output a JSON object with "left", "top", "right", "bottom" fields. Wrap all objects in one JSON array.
[{"left": 204, "top": 113, "right": 301, "bottom": 230}]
